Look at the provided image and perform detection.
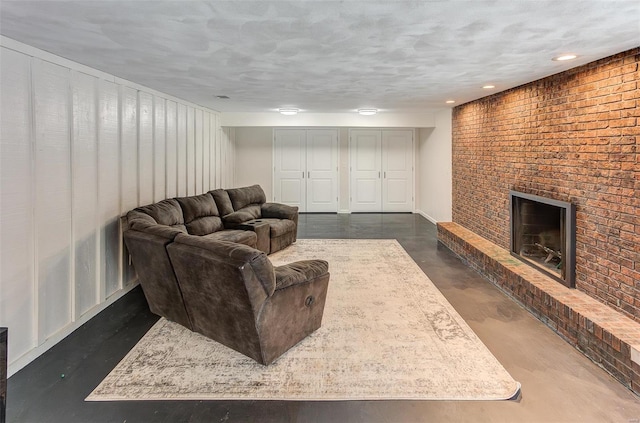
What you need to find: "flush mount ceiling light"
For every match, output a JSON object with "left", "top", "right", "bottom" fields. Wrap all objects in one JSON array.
[
  {"left": 482, "top": 85, "right": 495, "bottom": 89},
  {"left": 278, "top": 108, "right": 299, "bottom": 115},
  {"left": 357, "top": 108, "right": 378, "bottom": 115},
  {"left": 446, "top": 100, "right": 455, "bottom": 104},
  {"left": 552, "top": 54, "right": 578, "bottom": 61}
]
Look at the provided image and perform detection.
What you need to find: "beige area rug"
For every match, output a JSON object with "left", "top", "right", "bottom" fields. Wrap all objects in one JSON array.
[{"left": 87, "top": 239, "right": 520, "bottom": 401}]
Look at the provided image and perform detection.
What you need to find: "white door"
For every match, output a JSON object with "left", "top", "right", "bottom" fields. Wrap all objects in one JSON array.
[
  {"left": 274, "top": 129, "right": 306, "bottom": 211},
  {"left": 306, "top": 130, "right": 338, "bottom": 212},
  {"left": 350, "top": 130, "right": 382, "bottom": 212},
  {"left": 382, "top": 130, "right": 413, "bottom": 212}
]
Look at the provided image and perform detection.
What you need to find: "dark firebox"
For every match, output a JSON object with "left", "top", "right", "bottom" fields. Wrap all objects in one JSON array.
[{"left": 510, "top": 191, "right": 576, "bottom": 288}]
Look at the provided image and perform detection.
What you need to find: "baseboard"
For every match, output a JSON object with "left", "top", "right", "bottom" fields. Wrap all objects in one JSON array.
[
  {"left": 415, "top": 209, "right": 438, "bottom": 224},
  {"left": 7, "top": 282, "right": 139, "bottom": 377},
  {"left": 338, "top": 209, "right": 351, "bottom": 214}
]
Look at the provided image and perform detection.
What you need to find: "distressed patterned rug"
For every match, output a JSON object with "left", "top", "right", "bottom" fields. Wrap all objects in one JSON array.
[{"left": 87, "top": 239, "right": 520, "bottom": 401}]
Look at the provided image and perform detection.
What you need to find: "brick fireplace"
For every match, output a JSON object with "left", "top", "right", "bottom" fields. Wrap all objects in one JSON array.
[{"left": 438, "top": 48, "right": 639, "bottom": 392}]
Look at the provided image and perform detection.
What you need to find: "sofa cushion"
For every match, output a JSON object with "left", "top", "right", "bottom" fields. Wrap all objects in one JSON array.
[
  {"left": 133, "top": 199, "right": 187, "bottom": 232},
  {"left": 227, "top": 185, "right": 267, "bottom": 211},
  {"left": 176, "top": 193, "right": 224, "bottom": 236},
  {"left": 223, "top": 205, "right": 262, "bottom": 224},
  {"left": 203, "top": 229, "right": 257, "bottom": 247},
  {"left": 210, "top": 189, "right": 234, "bottom": 216}
]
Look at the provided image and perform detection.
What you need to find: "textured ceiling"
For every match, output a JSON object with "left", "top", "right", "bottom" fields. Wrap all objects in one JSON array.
[{"left": 1, "top": 1, "right": 639, "bottom": 113}]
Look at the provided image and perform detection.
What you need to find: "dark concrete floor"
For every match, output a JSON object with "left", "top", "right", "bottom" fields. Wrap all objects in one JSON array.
[{"left": 7, "top": 214, "right": 640, "bottom": 423}]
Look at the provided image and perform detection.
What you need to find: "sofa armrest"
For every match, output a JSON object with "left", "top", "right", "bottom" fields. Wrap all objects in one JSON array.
[
  {"left": 222, "top": 204, "right": 262, "bottom": 226},
  {"left": 127, "top": 222, "right": 185, "bottom": 240},
  {"left": 258, "top": 263, "right": 330, "bottom": 364},
  {"left": 223, "top": 210, "right": 259, "bottom": 225},
  {"left": 262, "top": 202, "right": 298, "bottom": 220},
  {"left": 274, "top": 260, "right": 329, "bottom": 291}
]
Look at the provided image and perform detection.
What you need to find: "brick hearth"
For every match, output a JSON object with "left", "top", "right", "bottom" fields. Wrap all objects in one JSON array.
[{"left": 438, "top": 222, "right": 640, "bottom": 394}]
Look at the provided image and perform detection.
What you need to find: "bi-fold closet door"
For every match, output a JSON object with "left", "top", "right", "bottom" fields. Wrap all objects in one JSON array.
[
  {"left": 350, "top": 129, "right": 414, "bottom": 212},
  {"left": 273, "top": 129, "right": 338, "bottom": 212}
]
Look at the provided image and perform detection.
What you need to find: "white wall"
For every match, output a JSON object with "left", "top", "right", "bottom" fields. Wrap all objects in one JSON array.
[
  {"left": 221, "top": 112, "right": 436, "bottom": 128},
  {"left": 416, "top": 109, "right": 453, "bottom": 223},
  {"left": 233, "top": 127, "right": 274, "bottom": 199},
  {"left": 0, "top": 37, "right": 230, "bottom": 375},
  {"left": 219, "top": 127, "right": 236, "bottom": 189}
]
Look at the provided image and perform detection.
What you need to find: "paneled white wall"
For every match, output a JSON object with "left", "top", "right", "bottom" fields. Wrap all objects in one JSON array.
[
  {"left": 0, "top": 39, "right": 230, "bottom": 375},
  {"left": 1, "top": 49, "right": 35, "bottom": 361}
]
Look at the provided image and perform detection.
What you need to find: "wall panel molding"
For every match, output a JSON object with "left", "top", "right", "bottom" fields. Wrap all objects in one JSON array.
[{"left": 0, "top": 40, "right": 227, "bottom": 376}]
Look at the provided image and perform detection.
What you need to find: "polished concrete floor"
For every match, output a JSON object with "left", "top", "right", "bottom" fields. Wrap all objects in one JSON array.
[{"left": 8, "top": 214, "right": 640, "bottom": 423}]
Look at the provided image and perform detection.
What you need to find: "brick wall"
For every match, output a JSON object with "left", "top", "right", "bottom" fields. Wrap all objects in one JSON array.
[{"left": 452, "top": 48, "right": 639, "bottom": 320}]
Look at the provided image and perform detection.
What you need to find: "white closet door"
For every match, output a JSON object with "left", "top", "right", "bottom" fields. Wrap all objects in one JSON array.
[
  {"left": 274, "top": 129, "right": 306, "bottom": 211},
  {"left": 350, "top": 130, "right": 382, "bottom": 212},
  {"left": 306, "top": 130, "right": 338, "bottom": 212},
  {"left": 382, "top": 130, "right": 413, "bottom": 212}
]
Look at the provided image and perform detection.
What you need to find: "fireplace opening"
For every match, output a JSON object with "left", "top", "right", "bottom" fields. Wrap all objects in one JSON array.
[{"left": 510, "top": 191, "right": 576, "bottom": 288}]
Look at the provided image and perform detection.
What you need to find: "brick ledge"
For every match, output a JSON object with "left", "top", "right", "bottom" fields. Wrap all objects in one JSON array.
[{"left": 437, "top": 221, "right": 640, "bottom": 394}]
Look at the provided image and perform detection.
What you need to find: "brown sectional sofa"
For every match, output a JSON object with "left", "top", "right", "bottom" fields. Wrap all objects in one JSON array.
[
  {"left": 122, "top": 185, "right": 330, "bottom": 364},
  {"left": 126, "top": 184, "right": 296, "bottom": 254}
]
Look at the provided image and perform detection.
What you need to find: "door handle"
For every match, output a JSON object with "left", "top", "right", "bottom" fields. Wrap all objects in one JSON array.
[
  {"left": 384, "top": 171, "right": 386, "bottom": 178},
  {"left": 308, "top": 171, "right": 310, "bottom": 178},
  {"left": 302, "top": 171, "right": 304, "bottom": 178}
]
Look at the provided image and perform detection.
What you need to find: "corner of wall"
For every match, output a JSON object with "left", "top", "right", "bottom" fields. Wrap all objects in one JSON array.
[{"left": 417, "top": 109, "right": 452, "bottom": 222}]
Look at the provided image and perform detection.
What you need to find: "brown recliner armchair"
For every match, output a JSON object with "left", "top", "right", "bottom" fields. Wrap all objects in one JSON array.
[{"left": 166, "top": 234, "right": 330, "bottom": 365}]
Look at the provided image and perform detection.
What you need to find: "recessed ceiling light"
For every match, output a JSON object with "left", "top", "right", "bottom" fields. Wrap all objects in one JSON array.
[
  {"left": 553, "top": 54, "right": 578, "bottom": 61},
  {"left": 358, "top": 108, "right": 378, "bottom": 115},
  {"left": 482, "top": 85, "right": 495, "bottom": 89},
  {"left": 446, "top": 100, "right": 455, "bottom": 104},
  {"left": 279, "top": 108, "right": 299, "bottom": 115}
]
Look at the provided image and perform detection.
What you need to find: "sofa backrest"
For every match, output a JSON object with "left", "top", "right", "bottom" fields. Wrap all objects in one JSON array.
[
  {"left": 129, "top": 199, "right": 187, "bottom": 233},
  {"left": 176, "top": 193, "right": 224, "bottom": 236},
  {"left": 209, "top": 189, "right": 234, "bottom": 216},
  {"left": 170, "top": 234, "right": 276, "bottom": 300},
  {"left": 227, "top": 184, "right": 267, "bottom": 211}
]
